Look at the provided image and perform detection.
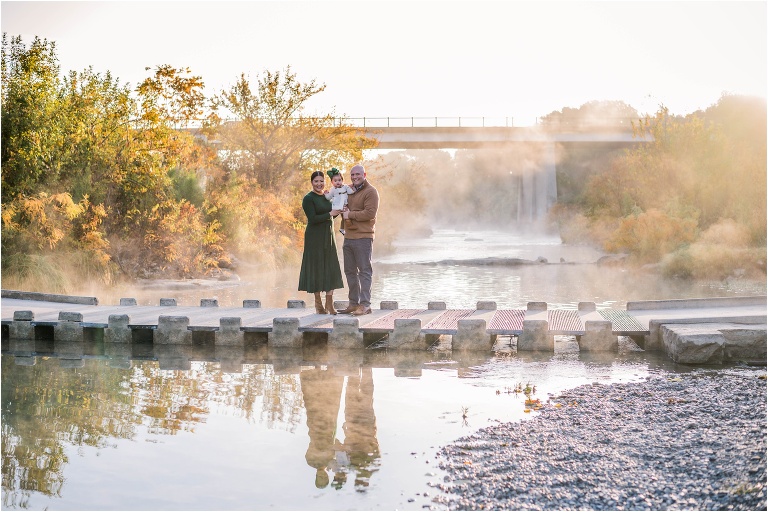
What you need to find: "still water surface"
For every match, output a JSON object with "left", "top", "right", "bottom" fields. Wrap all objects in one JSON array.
[{"left": 2, "top": 230, "right": 765, "bottom": 510}]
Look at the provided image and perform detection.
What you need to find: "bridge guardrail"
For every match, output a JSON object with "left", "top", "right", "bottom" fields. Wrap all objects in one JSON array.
[
  {"left": 344, "top": 117, "right": 515, "bottom": 128},
  {"left": 186, "top": 116, "right": 640, "bottom": 129},
  {"left": 325, "top": 116, "right": 639, "bottom": 129}
]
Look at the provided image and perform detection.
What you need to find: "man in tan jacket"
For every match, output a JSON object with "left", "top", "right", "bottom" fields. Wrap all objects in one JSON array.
[{"left": 338, "top": 164, "right": 380, "bottom": 316}]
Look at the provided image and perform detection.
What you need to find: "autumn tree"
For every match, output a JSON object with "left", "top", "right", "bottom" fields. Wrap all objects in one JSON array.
[
  {"left": 209, "top": 66, "right": 375, "bottom": 192},
  {"left": 203, "top": 67, "right": 376, "bottom": 266},
  {"left": 2, "top": 34, "right": 224, "bottom": 287},
  {"left": 1, "top": 34, "right": 64, "bottom": 199},
  {"left": 539, "top": 100, "right": 639, "bottom": 130}
]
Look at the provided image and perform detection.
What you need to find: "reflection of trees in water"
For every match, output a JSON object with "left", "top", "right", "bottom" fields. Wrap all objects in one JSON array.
[
  {"left": 1, "top": 356, "right": 305, "bottom": 508},
  {"left": 300, "top": 367, "right": 380, "bottom": 490},
  {"left": 1, "top": 356, "right": 137, "bottom": 509},
  {"left": 134, "top": 362, "right": 304, "bottom": 435},
  {"left": 192, "top": 363, "right": 303, "bottom": 432},
  {"left": 138, "top": 364, "right": 210, "bottom": 435}
]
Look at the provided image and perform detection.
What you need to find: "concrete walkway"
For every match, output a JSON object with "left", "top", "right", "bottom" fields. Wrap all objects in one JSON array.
[{"left": 1, "top": 292, "right": 765, "bottom": 357}]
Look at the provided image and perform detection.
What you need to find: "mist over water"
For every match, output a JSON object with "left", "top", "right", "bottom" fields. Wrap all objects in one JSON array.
[
  {"left": 378, "top": 229, "right": 599, "bottom": 264},
  {"left": 93, "top": 228, "right": 765, "bottom": 310}
]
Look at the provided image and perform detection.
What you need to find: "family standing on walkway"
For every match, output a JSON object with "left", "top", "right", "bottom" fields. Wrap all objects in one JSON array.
[{"left": 298, "top": 164, "right": 380, "bottom": 316}]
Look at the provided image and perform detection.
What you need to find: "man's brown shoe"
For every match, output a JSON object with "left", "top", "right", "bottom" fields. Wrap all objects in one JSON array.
[
  {"left": 338, "top": 304, "right": 359, "bottom": 314},
  {"left": 351, "top": 305, "right": 372, "bottom": 316}
]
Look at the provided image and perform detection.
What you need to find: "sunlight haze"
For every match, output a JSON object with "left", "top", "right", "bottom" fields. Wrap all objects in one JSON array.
[{"left": 2, "top": 0, "right": 766, "bottom": 124}]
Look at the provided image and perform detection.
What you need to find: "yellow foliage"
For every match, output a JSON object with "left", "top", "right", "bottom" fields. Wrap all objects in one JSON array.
[
  {"left": 605, "top": 209, "right": 698, "bottom": 263},
  {"left": 142, "top": 199, "right": 226, "bottom": 277},
  {"left": 205, "top": 179, "right": 302, "bottom": 269},
  {"left": 2, "top": 192, "right": 82, "bottom": 251},
  {"left": 661, "top": 228, "right": 766, "bottom": 280}
]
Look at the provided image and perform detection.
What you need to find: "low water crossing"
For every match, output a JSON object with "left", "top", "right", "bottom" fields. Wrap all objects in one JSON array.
[{"left": 2, "top": 230, "right": 765, "bottom": 510}]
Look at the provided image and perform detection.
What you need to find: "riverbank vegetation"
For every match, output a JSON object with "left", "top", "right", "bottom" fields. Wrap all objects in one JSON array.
[
  {"left": 1, "top": 35, "right": 374, "bottom": 291},
  {"left": 2, "top": 34, "right": 765, "bottom": 293},
  {"left": 550, "top": 95, "right": 766, "bottom": 280}
]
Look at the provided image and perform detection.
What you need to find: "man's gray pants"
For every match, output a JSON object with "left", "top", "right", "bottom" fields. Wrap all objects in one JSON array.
[{"left": 343, "top": 237, "right": 374, "bottom": 308}]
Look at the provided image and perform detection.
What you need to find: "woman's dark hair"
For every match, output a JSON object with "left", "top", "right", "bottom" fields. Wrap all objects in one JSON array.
[{"left": 310, "top": 171, "right": 324, "bottom": 181}]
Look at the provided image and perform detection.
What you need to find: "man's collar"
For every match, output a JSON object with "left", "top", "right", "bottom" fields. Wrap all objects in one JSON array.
[{"left": 354, "top": 179, "right": 367, "bottom": 191}]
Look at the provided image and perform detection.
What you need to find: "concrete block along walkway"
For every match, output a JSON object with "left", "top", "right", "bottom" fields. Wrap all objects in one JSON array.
[{"left": 1, "top": 291, "right": 765, "bottom": 360}]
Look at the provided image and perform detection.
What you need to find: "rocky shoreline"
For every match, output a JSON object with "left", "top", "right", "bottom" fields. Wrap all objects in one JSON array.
[{"left": 432, "top": 367, "right": 767, "bottom": 510}]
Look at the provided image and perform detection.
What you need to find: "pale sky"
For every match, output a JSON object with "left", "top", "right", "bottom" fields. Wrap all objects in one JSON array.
[{"left": 2, "top": 0, "right": 766, "bottom": 125}]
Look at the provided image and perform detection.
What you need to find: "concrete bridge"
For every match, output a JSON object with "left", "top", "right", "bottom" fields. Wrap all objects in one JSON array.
[
  {"left": 349, "top": 117, "right": 650, "bottom": 150},
  {"left": 368, "top": 126, "right": 645, "bottom": 149},
  {"left": 205, "top": 116, "right": 652, "bottom": 150},
  {"left": 2, "top": 291, "right": 764, "bottom": 365}
]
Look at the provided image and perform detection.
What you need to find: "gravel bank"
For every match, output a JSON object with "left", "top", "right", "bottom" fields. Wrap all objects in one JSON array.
[{"left": 433, "top": 368, "right": 767, "bottom": 510}]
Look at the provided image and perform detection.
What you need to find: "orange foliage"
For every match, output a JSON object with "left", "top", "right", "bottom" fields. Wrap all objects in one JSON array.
[
  {"left": 142, "top": 199, "right": 226, "bottom": 277},
  {"left": 604, "top": 209, "right": 698, "bottom": 263}
]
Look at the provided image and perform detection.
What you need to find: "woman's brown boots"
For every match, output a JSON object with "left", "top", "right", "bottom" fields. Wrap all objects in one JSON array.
[
  {"left": 325, "top": 293, "right": 336, "bottom": 315},
  {"left": 314, "top": 292, "right": 326, "bottom": 314},
  {"left": 314, "top": 292, "right": 336, "bottom": 314}
]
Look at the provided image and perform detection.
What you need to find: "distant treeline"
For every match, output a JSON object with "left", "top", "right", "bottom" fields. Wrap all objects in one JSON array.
[{"left": 2, "top": 34, "right": 765, "bottom": 292}]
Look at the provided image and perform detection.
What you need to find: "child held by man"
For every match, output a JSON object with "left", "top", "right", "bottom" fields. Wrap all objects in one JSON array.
[{"left": 325, "top": 167, "right": 355, "bottom": 235}]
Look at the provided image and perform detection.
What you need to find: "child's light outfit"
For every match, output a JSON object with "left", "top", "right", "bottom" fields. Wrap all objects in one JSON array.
[{"left": 325, "top": 185, "right": 355, "bottom": 234}]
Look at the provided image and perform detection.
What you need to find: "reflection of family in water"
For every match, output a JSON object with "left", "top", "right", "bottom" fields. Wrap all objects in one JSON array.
[{"left": 300, "top": 366, "right": 380, "bottom": 489}]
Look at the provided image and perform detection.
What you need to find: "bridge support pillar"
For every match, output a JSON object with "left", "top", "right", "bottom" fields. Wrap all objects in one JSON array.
[
  {"left": 645, "top": 321, "right": 666, "bottom": 352},
  {"left": 216, "top": 346, "right": 245, "bottom": 373},
  {"left": 328, "top": 351, "right": 364, "bottom": 376},
  {"left": 268, "top": 347, "right": 303, "bottom": 374},
  {"left": 453, "top": 319, "right": 494, "bottom": 351},
  {"left": 579, "top": 320, "right": 617, "bottom": 352},
  {"left": 216, "top": 317, "right": 244, "bottom": 346},
  {"left": 155, "top": 316, "right": 192, "bottom": 345},
  {"left": 13, "top": 355, "right": 37, "bottom": 366},
  {"left": 518, "top": 319, "right": 553, "bottom": 351},
  {"left": 329, "top": 317, "right": 364, "bottom": 349},
  {"left": 268, "top": 318, "right": 302, "bottom": 348},
  {"left": 390, "top": 351, "right": 423, "bottom": 377},
  {"left": 105, "top": 314, "right": 132, "bottom": 344},
  {"left": 59, "top": 358, "right": 84, "bottom": 368},
  {"left": 10, "top": 310, "right": 34, "bottom": 339},
  {"left": 389, "top": 318, "right": 425, "bottom": 349},
  {"left": 155, "top": 344, "right": 191, "bottom": 370},
  {"left": 54, "top": 312, "right": 84, "bottom": 342},
  {"left": 9, "top": 338, "right": 35, "bottom": 357},
  {"left": 105, "top": 343, "right": 132, "bottom": 368},
  {"left": 55, "top": 340, "right": 85, "bottom": 360}
]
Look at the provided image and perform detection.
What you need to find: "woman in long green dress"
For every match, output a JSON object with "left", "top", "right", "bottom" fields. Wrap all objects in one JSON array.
[{"left": 298, "top": 171, "right": 344, "bottom": 314}]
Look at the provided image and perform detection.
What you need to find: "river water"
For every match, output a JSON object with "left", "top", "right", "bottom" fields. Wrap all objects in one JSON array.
[
  {"left": 85, "top": 229, "right": 764, "bottom": 310},
  {"left": 1, "top": 229, "right": 765, "bottom": 510}
]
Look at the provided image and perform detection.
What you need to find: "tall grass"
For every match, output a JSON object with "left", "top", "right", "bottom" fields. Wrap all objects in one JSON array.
[{"left": 1, "top": 253, "right": 70, "bottom": 293}]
